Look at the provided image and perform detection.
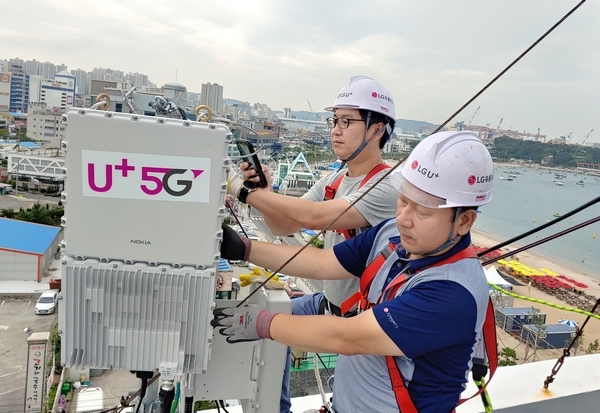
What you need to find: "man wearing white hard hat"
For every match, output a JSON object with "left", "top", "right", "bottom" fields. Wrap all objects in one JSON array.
[
  {"left": 216, "top": 131, "right": 495, "bottom": 413},
  {"left": 228, "top": 76, "right": 399, "bottom": 412}
]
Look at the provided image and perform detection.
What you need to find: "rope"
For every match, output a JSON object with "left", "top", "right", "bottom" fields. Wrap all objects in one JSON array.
[
  {"left": 489, "top": 283, "right": 600, "bottom": 321},
  {"left": 313, "top": 353, "right": 329, "bottom": 408}
]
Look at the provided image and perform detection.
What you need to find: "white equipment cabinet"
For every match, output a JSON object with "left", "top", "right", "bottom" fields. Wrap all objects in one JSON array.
[
  {"left": 59, "top": 109, "right": 229, "bottom": 374},
  {"left": 59, "top": 108, "right": 290, "bottom": 412}
]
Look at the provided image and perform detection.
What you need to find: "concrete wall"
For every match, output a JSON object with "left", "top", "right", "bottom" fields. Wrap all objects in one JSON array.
[{"left": 0, "top": 249, "right": 39, "bottom": 281}]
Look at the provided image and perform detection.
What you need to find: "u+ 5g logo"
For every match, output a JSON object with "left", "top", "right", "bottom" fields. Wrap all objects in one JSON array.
[{"left": 81, "top": 150, "right": 212, "bottom": 203}]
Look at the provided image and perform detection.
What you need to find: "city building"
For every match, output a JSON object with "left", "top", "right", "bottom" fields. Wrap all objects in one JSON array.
[
  {"left": 27, "top": 74, "right": 76, "bottom": 111},
  {"left": 9, "top": 63, "right": 26, "bottom": 113},
  {"left": 0, "top": 218, "right": 61, "bottom": 282},
  {"left": 201, "top": 82, "right": 223, "bottom": 114},
  {"left": 26, "top": 102, "right": 65, "bottom": 146},
  {"left": 0, "top": 72, "right": 10, "bottom": 112}
]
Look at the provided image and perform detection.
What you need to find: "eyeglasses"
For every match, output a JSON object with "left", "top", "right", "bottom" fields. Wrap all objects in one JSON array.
[{"left": 326, "top": 117, "right": 365, "bottom": 129}]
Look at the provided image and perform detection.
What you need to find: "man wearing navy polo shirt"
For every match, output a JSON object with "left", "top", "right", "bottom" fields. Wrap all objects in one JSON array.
[{"left": 214, "top": 131, "right": 494, "bottom": 413}]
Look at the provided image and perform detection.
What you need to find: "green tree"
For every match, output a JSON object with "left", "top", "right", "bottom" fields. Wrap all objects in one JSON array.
[
  {"left": 195, "top": 400, "right": 218, "bottom": 410},
  {"left": 585, "top": 339, "right": 599, "bottom": 355},
  {"left": 1, "top": 208, "right": 16, "bottom": 218},
  {"left": 498, "top": 347, "right": 518, "bottom": 366},
  {"left": 14, "top": 203, "right": 63, "bottom": 226}
]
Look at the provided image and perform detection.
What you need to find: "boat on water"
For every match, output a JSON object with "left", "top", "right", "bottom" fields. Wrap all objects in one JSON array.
[
  {"left": 553, "top": 212, "right": 561, "bottom": 217},
  {"left": 556, "top": 181, "right": 564, "bottom": 186},
  {"left": 576, "top": 180, "right": 584, "bottom": 185}
]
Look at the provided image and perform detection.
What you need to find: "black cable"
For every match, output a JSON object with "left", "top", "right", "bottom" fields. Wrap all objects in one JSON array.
[
  {"left": 234, "top": 2, "right": 588, "bottom": 307},
  {"left": 481, "top": 215, "right": 600, "bottom": 266},
  {"left": 159, "top": 382, "right": 175, "bottom": 413},
  {"left": 178, "top": 107, "right": 187, "bottom": 120},
  {"left": 433, "top": 0, "right": 587, "bottom": 134},
  {"left": 218, "top": 400, "right": 231, "bottom": 413},
  {"left": 215, "top": 400, "right": 222, "bottom": 412},
  {"left": 225, "top": 200, "right": 249, "bottom": 238},
  {"left": 134, "top": 371, "right": 153, "bottom": 413},
  {"left": 477, "top": 193, "right": 600, "bottom": 257}
]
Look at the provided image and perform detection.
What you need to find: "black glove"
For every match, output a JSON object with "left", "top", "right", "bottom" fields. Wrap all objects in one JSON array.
[
  {"left": 211, "top": 304, "right": 278, "bottom": 343},
  {"left": 221, "top": 222, "right": 251, "bottom": 261}
]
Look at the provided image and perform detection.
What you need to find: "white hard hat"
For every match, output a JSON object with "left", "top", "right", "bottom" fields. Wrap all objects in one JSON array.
[
  {"left": 391, "top": 131, "right": 494, "bottom": 208},
  {"left": 324, "top": 76, "right": 395, "bottom": 120}
]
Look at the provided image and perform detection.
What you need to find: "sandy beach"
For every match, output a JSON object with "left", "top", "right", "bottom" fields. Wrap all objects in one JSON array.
[{"left": 471, "top": 228, "right": 600, "bottom": 362}]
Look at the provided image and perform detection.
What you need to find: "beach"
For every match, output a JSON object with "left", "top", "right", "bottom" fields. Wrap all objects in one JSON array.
[{"left": 471, "top": 228, "right": 600, "bottom": 362}]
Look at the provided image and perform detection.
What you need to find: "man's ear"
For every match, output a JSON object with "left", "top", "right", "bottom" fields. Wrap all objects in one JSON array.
[
  {"left": 457, "top": 209, "right": 478, "bottom": 235},
  {"left": 370, "top": 122, "right": 385, "bottom": 139}
]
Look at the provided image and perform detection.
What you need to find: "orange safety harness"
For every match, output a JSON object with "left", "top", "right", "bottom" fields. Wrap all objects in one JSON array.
[
  {"left": 323, "top": 163, "right": 390, "bottom": 239},
  {"left": 341, "top": 244, "right": 498, "bottom": 413}
]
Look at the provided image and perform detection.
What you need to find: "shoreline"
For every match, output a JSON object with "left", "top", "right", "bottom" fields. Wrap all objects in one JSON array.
[
  {"left": 471, "top": 227, "right": 600, "bottom": 281},
  {"left": 470, "top": 227, "right": 600, "bottom": 357}
]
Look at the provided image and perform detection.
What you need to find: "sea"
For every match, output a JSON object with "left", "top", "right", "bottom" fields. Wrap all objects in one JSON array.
[{"left": 473, "top": 164, "right": 600, "bottom": 280}]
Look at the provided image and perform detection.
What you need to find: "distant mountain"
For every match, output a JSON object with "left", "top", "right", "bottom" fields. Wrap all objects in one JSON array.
[
  {"left": 395, "top": 119, "right": 439, "bottom": 135},
  {"left": 285, "top": 112, "right": 440, "bottom": 134}
]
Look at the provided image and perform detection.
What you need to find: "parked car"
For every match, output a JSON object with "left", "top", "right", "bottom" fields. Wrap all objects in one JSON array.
[{"left": 35, "top": 291, "right": 58, "bottom": 315}]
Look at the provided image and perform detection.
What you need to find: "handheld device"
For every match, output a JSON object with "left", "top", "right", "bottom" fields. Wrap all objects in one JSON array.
[{"left": 236, "top": 139, "right": 268, "bottom": 187}]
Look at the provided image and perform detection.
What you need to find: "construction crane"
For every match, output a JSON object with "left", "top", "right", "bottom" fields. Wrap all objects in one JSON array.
[
  {"left": 466, "top": 106, "right": 480, "bottom": 126},
  {"left": 307, "top": 100, "right": 313, "bottom": 112},
  {"left": 457, "top": 106, "right": 480, "bottom": 131},
  {"left": 493, "top": 118, "right": 503, "bottom": 137},
  {"left": 307, "top": 100, "right": 319, "bottom": 121},
  {"left": 576, "top": 129, "right": 594, "bottom": 145}
]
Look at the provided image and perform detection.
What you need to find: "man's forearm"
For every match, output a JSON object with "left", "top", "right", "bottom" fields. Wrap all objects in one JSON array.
[{"left": 248, "top": 241, "right": 351, "bottom": 281}]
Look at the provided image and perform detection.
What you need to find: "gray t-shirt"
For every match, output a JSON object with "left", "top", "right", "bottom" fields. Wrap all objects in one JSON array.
[{"left": 302, "top": 167, "right": 399, "bottom": 307}]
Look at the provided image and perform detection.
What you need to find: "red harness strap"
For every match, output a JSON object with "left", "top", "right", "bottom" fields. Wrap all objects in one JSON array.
[
  {"left": 341, "top": 245, "right": 498, "bottom": 412},
  {"left": 323, "top": 163, "right": 390, "bottom": 240}
]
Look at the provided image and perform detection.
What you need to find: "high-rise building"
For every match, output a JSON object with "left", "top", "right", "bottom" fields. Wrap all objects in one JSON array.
[
  {"left": 200, "top": 82, "right": 223, "bottom": 114},
  {"left": 9, "top": 63, "right": 26, "bottom": 113},
  {"left": 71, "top": 69, "right": 91, "bottom": 95},
  {"left": 0, "top": 72, "right": 10, "bottom": 112}
]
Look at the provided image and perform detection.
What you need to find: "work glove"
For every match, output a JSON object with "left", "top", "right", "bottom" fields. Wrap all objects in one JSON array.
[
  {"left": 221, "top": 223, "right": 252, "bottom": 261},
  {"left": 227, "top": 167, "right": 244, "bottom": 197},
  {"left": 239, "top": 267, "right": 291, "bottom": 293},
  {"left": 211, "top": 304, "right": 279, "bottom": 343}
]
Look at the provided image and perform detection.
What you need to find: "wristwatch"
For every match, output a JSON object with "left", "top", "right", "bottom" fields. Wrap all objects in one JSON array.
[{"left": 238, "top": 181, "right": 257, "bottom": 204}]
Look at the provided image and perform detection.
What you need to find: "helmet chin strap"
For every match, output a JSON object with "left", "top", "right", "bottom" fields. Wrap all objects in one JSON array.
[{"left": 420, "top": 207, "right": 463, "bottom": 257}]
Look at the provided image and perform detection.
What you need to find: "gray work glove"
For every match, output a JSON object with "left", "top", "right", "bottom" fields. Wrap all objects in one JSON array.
[
  {"left": 211, "top": 304, "right": 278, "bottom": 343},
  {"left": 221, "top": 223, "right": 252, "bottom": 261}
]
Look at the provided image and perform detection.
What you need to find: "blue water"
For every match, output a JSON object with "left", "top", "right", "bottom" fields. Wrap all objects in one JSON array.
[{"left": 473, "top": 166, "right": 600, "bottom": 279}]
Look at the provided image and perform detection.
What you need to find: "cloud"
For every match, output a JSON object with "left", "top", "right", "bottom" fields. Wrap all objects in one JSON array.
[{"left": 1, "top": 0, "right": 599, "bottom": 141}]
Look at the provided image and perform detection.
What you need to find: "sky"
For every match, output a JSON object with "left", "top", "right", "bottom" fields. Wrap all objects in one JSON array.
[{"left": 2, "top": 0, "right": 598, "bottom": 142}]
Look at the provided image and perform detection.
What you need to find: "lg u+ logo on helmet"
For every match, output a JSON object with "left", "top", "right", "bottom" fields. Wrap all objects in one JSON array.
[
  {"left": 371, "top": 91, "right": 394, "bottom": 104},
  {"left": 467, "top": 174, "right": 494, "bottom": 186},
  {"left": 411, "top": 160, "right": 439, "bottom": 179}
]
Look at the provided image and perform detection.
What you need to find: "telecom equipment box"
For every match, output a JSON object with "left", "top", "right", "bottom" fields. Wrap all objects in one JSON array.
[
  {"left": 61, "top": 108, "right": 230, "bottom": 267},
  {"left": 59, "top": 108, "right": 230, "bottom": 374}
]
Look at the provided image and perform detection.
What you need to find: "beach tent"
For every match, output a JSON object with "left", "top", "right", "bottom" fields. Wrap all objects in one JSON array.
[{"left": 485, "top": 265, "right": 513, "bottom": 291}]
